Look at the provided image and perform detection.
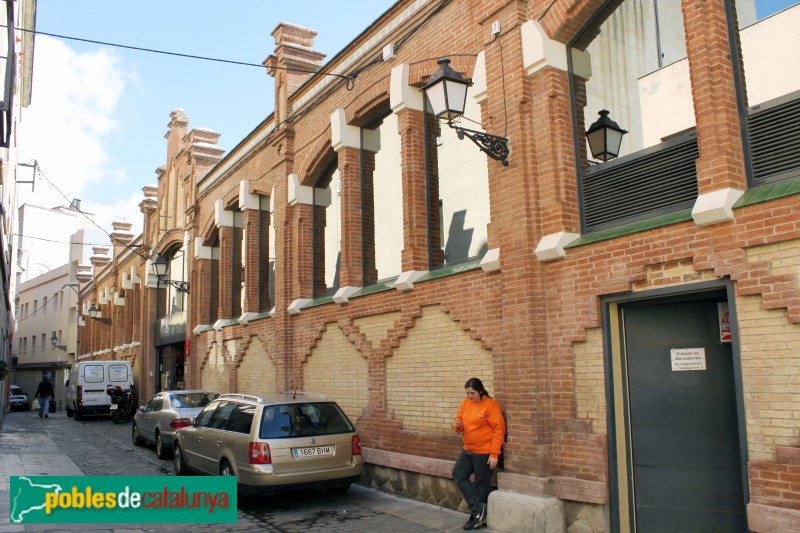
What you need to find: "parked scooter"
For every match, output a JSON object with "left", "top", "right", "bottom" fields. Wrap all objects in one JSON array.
[{"left": 106, "top": 384, "right": 137, "bottom": 424}]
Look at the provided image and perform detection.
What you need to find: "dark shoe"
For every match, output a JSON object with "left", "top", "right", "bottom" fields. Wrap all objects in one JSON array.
[
  {"left": 38, "top": 413, "right": 42, "bottom": 418},
  {"left": 44, "top": 415, "right": 48, "bottom": 418},
  {"left": 473, "top": 504, "right": 487, "bottom": 529},
  {"left": 462, "top": 515, "right": 477, "bottom": 530}
]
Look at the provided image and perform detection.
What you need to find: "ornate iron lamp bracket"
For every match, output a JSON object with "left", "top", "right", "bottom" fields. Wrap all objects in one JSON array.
[{"left": 450, "top": 123, "right": 509, "bottom": 166}]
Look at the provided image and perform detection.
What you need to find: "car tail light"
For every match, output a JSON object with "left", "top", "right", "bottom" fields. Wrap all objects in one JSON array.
[
  {"left": 169, "top": 418, "right": 192, "bottom": 430},
  {"left": 248, "top": 442, "right": 271, "bottom": 464},
  {"left": 352, "top": 435, "right": 362, "bottom": 456},
  {"left": 77, "top": 385, "right": 83, "bottom": 406}
]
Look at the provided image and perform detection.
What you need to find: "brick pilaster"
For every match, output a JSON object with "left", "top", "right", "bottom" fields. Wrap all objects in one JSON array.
[
  {"left": 217, "top": 225, "right": 233, "bottom": 320},
  {"left": 291, "top": 203, "right": 314, "bottom": 299},
  {"left": 231, "top": 225, "right": 243, "bottom": 318},
  {"left": 312, "top": 204, "right": 328, "bottom": 297},
  {"left": 399, "top": 109, "right": 442, "bottom": 271},
  {"left": 242, "top": 209, "right": 269, "bottom": 314},
  {"left": 681, "top": 0, "right": 748, "bottom": 192},
  {"left": 338, "top": 146, "right": 370, "bottom": 287},
  {"left": 532, "top": 67, "right": 583, "bottom": 235}
]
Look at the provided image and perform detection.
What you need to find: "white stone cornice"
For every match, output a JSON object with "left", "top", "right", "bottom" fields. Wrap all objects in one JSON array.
[
  {"left": 390, "top": 63, "right": 424, "bottom": 113},
  {"left": 144, "top": 260, "right": 159, "bottom": 289},
  {"left": 239, "top": 312, "right": 259, "bottom": 325},
  {"left": 213, "top": 319, "right": 229, "bottom": 331},
  {"left": 521, "top": 20, "right": 591, "bottom": 79},
  {"left": 287, "top": 299, "right": 312, "bottom": 315},
  {"left": 332, "top": 286, "right": 361, "bottom": 304},
  {"left": 130, "top": 266, "right": 141, "bottom": 286},
  {"left": 471, "top": 52, "right": 488, "bottom": 104},
  {"left": 394, "top": 271, "right": 428, "bottom": 291},
  {"left": 480, "top": 248, "right": 501, "bottom": 272},
  {"left": 215, "top": 199, "right": 235, "bottom": 227},
  {"left": 194, "top": 237, "right": 213, "bottom": 260},
  {"left": 691, "top": 188, "right": 745, "bottom": 226},
  {"left": 122, "top": 272, "right": 133, "bottom": 290},
  {"left": 114, "top": 292, "right": 125, "bottom": 306},
  {"left": 535, "top": 231, "right": 580, "bottom": 262},
  {"left": 287, "top": 173, "right": 332, "bottom": 207},
  {"left": 330, "top": 108, "right": 380, "bottom": 152},
  {"left": 239, "top": 179, "right": 266, "bottom": 211},
  {"left": 193, "top": 324, "right": 210, "bottom": 335}
]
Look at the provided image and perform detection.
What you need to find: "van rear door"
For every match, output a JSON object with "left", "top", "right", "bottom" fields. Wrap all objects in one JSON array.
[{"left": 81, "top": 364, "right": 109, "bottom": 407}]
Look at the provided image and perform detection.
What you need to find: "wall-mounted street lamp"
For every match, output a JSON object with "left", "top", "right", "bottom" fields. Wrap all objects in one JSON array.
[
  {"left": 51, "top": 333, "right": 66, "bottom": 351},
  {"left": 422, "top": 58, "right": 510, "bottom": 166},
  {"left": 87, "top": 304, "right": 112, "bottom": 326},
  {"left": 586, "top": 110, "right": 627, "bottom": 162},
  {"left": 152, "top": 253, "right": 189, "bottom": 292}
]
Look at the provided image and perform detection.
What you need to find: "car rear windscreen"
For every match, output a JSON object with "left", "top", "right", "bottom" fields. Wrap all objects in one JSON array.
[
  {"left": 259, "top": 402, "right": 355, "bottom": 439},
  {"left": 170, "top": 392, "right": 219, "bottom": 409}
]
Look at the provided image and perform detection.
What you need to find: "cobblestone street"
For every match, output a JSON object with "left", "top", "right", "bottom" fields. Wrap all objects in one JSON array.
[{"left": 1, "top": 409, "right": 483, "bottom": 533}]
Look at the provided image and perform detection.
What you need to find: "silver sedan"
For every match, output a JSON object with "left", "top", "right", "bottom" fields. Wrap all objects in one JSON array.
[{"left": 132, "top": 390, "right": 219, "bottom": 458}]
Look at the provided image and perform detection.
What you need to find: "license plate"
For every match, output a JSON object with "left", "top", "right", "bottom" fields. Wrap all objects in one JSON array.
[
  {"left": 293, "top": 445, "right": 334, "bottom": 458},
  {"left": 110, "top": 404, "right": 118, "bottom": 410}
]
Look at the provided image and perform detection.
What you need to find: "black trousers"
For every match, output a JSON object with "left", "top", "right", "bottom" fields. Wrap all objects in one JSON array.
[{"left": 452, "top": 449, "right": 492, "bottom": 516}]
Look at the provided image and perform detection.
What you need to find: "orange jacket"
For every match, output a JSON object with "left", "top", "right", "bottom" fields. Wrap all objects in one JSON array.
[{"left": 453, "top": 396, "right": 506, "bottom": 458}]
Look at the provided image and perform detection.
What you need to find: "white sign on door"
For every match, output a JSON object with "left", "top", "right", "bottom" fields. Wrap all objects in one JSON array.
[{"left": 671, "top": 347, "right": 707, "bottom": 371}]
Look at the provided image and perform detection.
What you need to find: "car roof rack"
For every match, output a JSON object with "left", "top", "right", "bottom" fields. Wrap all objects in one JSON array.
[{"left": 218, "top": 393, "right": 265, "bottom": 403}]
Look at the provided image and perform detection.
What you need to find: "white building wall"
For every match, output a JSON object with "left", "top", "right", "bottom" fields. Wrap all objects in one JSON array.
[{"left": 639, "top": 3, "right": 800, "bottom": 147}]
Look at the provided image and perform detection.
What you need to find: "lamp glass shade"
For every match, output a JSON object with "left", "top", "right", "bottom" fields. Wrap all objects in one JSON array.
[
  {"left": 423, "top": 59, "right": 471, "bottom": 121},
  {"left": 51, "top": 334, "right": 57, "bottom": 348},
  {"left": 152, "top": 254, "right": 169, "bottom": 278},
  {"left": 586, "top": 110, "right": 627, "bottom": 162},
  {"left": 88, "top": 304, "right": 99, "bottom": 318}
]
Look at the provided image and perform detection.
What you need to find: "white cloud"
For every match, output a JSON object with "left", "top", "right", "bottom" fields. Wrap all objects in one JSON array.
[
  {"left": 81, "top": 192, "right": 143, "bottom": 237},
  {"left": 17, "top": 36, "right": 135, "bottom": 222}
]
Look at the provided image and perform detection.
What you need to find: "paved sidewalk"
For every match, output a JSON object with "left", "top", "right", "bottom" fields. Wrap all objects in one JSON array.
[{"left": 0, "top": 410, "right": 489, "bottom": 533}]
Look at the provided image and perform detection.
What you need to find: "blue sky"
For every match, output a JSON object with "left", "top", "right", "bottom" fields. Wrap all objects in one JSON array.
[
  {"left": 17, "top": 0, "right": 798, "bottom": 234},
  {"left": 19, "top": 1, "right": 397, "bottom": 229}
]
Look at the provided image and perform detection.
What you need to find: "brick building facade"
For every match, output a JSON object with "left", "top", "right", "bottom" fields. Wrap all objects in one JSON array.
[{"left": 76, "top": 1, "right": 800, "bottom": 531}]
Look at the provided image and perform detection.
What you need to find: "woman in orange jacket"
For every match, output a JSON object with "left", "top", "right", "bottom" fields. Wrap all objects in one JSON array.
[{"left": 452, "top": 377, "right": 506, "bottom": 530}]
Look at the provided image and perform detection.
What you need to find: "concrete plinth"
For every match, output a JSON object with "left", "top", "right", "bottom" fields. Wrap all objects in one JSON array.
[{"left": 488, "top": 490, "right": 566, "bottom": 533}]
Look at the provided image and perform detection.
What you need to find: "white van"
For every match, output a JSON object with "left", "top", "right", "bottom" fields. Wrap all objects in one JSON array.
[{"left": 66, "top": 361, "right": 134, "bottom": 420}]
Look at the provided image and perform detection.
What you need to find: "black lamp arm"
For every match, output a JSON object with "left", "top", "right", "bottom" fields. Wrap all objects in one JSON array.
[
  {"left": 165, "top": 280, "right": 190, "bottom": 293},
  {"left": 449, "top": 123, "right": 510, "bottom": 166}
]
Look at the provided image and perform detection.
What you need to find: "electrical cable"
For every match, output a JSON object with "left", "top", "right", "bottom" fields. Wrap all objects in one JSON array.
[
  {"left": 3, "top": 24, "right": 354, "bottom": 83},
  {"left": 14, "top": 233, "right": 136, "bottom": 247},
  {"left": 33, "top": 164, "right": 148, "bottom": 260}
]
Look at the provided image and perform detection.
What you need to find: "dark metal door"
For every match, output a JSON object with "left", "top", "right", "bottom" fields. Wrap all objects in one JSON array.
[{"left": 622, "top": 298, "right": 746, "bottom": 532}]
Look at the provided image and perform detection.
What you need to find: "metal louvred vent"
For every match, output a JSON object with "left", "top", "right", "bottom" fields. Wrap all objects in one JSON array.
[
  {"left": 749, "top": 95, "right": 800, "bottom": 184},
  {"left": 581, "top": 133, "right": 699, "bottom": 233}
]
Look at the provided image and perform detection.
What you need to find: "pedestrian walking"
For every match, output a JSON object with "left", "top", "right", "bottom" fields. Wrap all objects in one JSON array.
[
  {"left": 451, "top": 377, "right": 506, "bottom": 530},
  {"left": 35, "top": 375, "right": 54, "bottom": 418}
]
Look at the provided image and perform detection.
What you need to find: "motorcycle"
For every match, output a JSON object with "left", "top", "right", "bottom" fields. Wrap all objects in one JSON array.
[{"left": 106, "top": 384, "right": 137, "bottom": 424}]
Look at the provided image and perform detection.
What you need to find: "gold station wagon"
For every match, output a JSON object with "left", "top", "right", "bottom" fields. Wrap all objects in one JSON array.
[{"left": 172, "top": 392, "right": 364, "bottom": 493}]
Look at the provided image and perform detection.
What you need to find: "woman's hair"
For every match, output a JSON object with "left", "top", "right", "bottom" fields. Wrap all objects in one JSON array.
[{"left": 464, "top": 377, "right": 490, "bottom": 398}]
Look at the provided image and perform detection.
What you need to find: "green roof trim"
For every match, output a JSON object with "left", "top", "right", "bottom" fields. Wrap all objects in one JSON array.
[
  {"left": 734, "top": 176, "right": 800, "bottom": 207},
  {"left": 417, "top": 258, "right": 483, "bottom": 281},
  {"left": 566, "top": 209, "right": 694, "bottom": 249},
  {"left": 303, "top": 296, "right": 335, "bottom": 309},
  {"left": 351, "top": 278, "right": 399, "bottom": 298}
]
